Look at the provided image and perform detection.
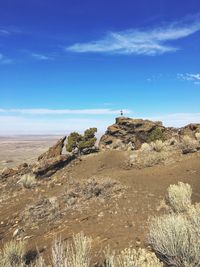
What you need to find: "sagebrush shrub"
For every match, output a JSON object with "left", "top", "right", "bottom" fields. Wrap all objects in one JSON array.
[
  {"left": 19, "top": 173, "right": 36, "bottom": 189},
  {"left": 51, "top": 232, "right": 92, "bottom": 267},
  {"left": 105, "top": 247, "right": 163, "bottom": 267},
  {"left": 0, "top": 240, "right": 25, "bottom": 267},
  {"left": 148, "top": 212, "right": 200, "bottom": 267},
  {"left": 166, "top": 182, "right": 192, "bottom": 212}
]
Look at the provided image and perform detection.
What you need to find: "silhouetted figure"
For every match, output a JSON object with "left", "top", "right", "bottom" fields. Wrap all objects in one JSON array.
[{"left": 120, "top": 110, "right": 123, "bottom": 116}]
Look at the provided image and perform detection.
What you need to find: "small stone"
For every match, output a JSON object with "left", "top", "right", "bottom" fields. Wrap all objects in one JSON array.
[{"left": 98, "top": 212, "right": 104, "bottom": 217}]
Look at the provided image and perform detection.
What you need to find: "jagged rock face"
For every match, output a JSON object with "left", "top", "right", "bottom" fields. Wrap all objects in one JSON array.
[
  {"left": 99, "top": 117, "right": 178, "bottom": 150},
  {"left": 38, "top": 136, "right": 66, "bottom": 161}
]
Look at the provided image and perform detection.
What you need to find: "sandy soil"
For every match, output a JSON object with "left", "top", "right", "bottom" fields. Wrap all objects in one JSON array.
[{"left": 0, "top": 140, "right": 200, "bottom": 264}]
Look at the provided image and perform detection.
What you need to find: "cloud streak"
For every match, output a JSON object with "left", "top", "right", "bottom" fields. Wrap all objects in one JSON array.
[
  {"left": 66, "top": 16, "right": 200, "bottom": 55},
  {"left": 178, "top": 73, "right": 200, "bottom": 84},
  {"left": 0, "top": 108, "right": 131, "bottom": 115}
]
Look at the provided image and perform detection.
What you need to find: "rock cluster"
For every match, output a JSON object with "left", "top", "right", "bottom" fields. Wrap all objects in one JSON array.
[{"left": 99, "top": 117, "right": 200, "bottom": 151}]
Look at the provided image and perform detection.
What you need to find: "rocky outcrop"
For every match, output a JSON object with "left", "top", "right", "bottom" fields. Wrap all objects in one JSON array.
[
  {"left": 179, "top": 124, "right": 200, "bottom": 138},
  {"left": 99, "top": 117, "right": 182, "bottom": 151},
  {"left": 38, "top": 136, "right": 66, "bottom": 161},
  {"left": 0, "top": 163, "right": 30, "bottom": 181},
  {"left": 33, "top": 154, "right": 75, "bottom": 178},
  {"left": 0, "top": 137, "right": 73, "bottom": 180}
]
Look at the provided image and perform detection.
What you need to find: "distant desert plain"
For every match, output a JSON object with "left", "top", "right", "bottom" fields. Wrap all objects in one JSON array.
[{"left": 0, "top": 135, "right": 61, "bottom": 170}]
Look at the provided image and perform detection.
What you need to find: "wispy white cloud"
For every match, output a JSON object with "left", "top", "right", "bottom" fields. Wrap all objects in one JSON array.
[
  {"left": 32, "top": 53, "right": 51, "bottom": 60},
  {"left": 0, "top": 108, "right": 131, "bottom": 115},
  {"left": 149, "top": 113, "right": 200, "bottom": 127},
  {"left": 178, "top": 73, "right": 200, "bottom": 84},
  {"left": 66, "top": 16, "right": 200, "bottom": 55}
]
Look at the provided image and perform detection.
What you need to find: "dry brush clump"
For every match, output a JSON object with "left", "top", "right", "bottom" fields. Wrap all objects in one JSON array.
[
  {"left": 18, "top": 173, "right": 36, "bottom": 189},
  {"left": 179, "top": 135, "right": 199, "bottom": 154},
  {"left": 148, "top": 212, "right": 200, "bottom": 267},
  {"left": 149, "top": 182, "right": 200, "bottom": 267},
  {"left": 104, "top": 247, "right": 163, "bottom": 267},
  {"left": 129, "top": 139, "right": 180, "bottom": 168},
  {"left": 64, "top": 177, "right": 122, "bottom": 206},
  {"left": 23, "top": 197, "right": 61, "bottom": 225},
  {"left": 129, "top": 149, "right": 169, "bottom": 168},
  {"left": 51, "top": 232, "right": 92, "bottom": 267},
  {"left": 165, "top": 181, "right": 192, "bottom": 212},
  {"left": 0, "top": 240, "right": 25, "bottom": 267}
]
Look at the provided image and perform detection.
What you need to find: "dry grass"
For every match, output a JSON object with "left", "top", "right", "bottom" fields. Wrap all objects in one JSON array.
[
  {"left": 19, "top": 173, "right": 36, "bottom": 189},
  {"left": 187, "top": 203, "right": 200, "bottom": 237},
  {"left": 0, "top": 240, "right": 25, "bottom": 267},
  {"left": 105, "top": 247, "right": 163, "bottom": 267},
  {"left": 166, "top": 182, "right": 192, "bottom": 212},
  {"left": 51, "top": 232, "right": 92, "bottom": 267}
]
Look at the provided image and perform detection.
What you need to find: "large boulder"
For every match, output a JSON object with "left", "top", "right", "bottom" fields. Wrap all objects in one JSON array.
[
  {"left": 38, "top": 136, "right": 66, "bottom": 161},
  {"left": 99, "top": 117, "right": 175, "bottom": 150}
]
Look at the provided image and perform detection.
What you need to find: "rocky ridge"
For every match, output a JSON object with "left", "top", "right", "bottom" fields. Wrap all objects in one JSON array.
[{"left": 99, "top": 117, "right": 200, "bottom": 150}]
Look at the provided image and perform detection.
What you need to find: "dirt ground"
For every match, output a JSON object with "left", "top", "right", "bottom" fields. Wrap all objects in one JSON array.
[{"left": 0, "top": 138, "right": 200, "bottom": 265}]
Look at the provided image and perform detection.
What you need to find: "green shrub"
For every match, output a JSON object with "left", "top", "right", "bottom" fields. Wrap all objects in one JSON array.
[
  {"left": 148, "top": 128, "right": 165, "bottom": 143},
  {"left": 66, "top": 132, "right": 83, "bottom": 152},
  {"left": 84, "top": 128, "right": 97, "bottom": 139},
  {"left": 66, "top": 128, "right": 97, "bottom": 153}
]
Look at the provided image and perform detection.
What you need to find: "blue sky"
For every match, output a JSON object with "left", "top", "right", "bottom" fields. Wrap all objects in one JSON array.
[{"left": 0, "top": 0, "right": 200, "bottom": 134}]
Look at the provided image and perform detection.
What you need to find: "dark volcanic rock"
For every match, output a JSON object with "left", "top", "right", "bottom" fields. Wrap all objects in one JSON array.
[
  {"left": 0, "top": 163, "right": 30, "bottom": 181},
  {"left": 38, "top": 136, "right": 66, "bottom": 161},
  {"left": 99, "top": 117, "right": 170, "bottom": 150},
  {"left": 33, "top": 154, "right": 75, "bottom": 178},
  {"left": 99, "top": 117, "right": 200, "bottom": 151}
]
